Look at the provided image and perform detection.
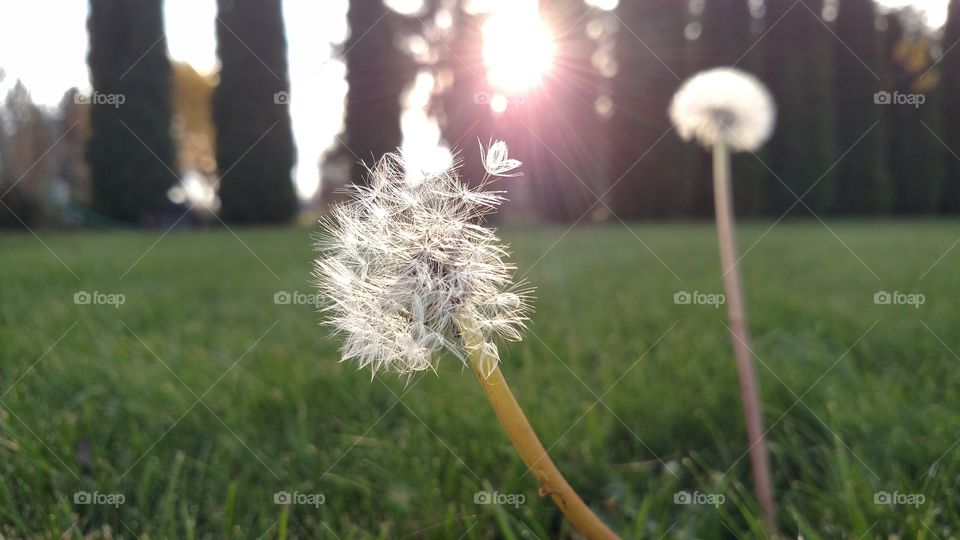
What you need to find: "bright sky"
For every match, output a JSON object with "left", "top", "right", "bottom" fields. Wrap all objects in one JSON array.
[
  {"left": 876, "top": 0, "right": 951, "bottom": 26},
  {"left": 0, "top": 0, "right": 950, "bottom": 198}
]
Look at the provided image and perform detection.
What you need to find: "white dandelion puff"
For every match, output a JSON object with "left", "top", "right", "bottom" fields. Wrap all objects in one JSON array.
[
  {"left": 669, "top": 67, "right": 776, "bottom": 152},
  {"left": 314, "top": 143, "right": 531, "bottom": 377}
]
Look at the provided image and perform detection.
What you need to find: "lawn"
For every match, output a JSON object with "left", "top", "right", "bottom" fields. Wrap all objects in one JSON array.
[{"left": 1, "top": 221, "right": 958, "bottom": 539}]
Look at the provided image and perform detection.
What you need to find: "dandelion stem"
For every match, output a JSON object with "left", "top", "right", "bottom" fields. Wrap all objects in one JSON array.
[
  {"left": 457, "top": 317, "right": 619, "bottom": 540},
  {"left": 712, "top": 141, "right": 777, "bottom": 530}
]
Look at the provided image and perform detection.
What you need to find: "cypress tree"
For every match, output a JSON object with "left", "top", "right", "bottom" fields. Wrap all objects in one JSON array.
[
  {"left": 609, "top": 0, "right": 689, "bottom": 219},
  {"left": 833, "top": 0, "right": 890, "bottom": 214},
  {"left": 697, "top": 0, "right": 753, "bottom": 67},
  {"left": 213, "top": 0, "right": 297, "bottom": 223},
  {"left": 86, "top": 0, "right": 176, "bottom": 223},
  {"left": 763, "top": 0, "right": 837, "bottom": 215},
  {"left": 883, "top": 11, "right": 945, "bottom": 215},
  {"left": 943, "top": 0, "right": 960, "bottom": 213},
  {"left": 343, "top": 0, "right": 415, "bottom": 185},
  {"left": 917, "top": 71, "right": 947, "bottom": 215}
]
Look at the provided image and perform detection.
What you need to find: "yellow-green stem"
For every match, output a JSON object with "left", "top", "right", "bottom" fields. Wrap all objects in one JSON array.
[{"left": 457, "top": 318, "right": 619, "bottom": 540}]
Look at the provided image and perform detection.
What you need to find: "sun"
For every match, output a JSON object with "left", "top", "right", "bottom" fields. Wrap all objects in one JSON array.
[{"left": 481, "top": 4, "right": 556, "bottom": 95}]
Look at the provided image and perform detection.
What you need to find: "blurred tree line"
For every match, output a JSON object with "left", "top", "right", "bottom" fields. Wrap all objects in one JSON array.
[
  {"left": 335, "top": 0, "right": 960, "bottom": 220},
  {"left": 2, "top": 0, "right": 959, "bottom": 228},
  {"left": 344, "top": 0, "right": 960, "bottom": 221}
]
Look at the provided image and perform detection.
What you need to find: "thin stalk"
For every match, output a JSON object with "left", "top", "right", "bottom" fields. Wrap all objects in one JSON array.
[
  {"left": 712, "top": 141, "right": 777, "bottom": 530},
  {"left": 457, "top": 318, "right": 619, "bottom": 540}
]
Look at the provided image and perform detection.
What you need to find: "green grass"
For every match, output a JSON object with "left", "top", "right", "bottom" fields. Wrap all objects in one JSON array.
[{"left": 1, "top": 221, "right": 959, "bottom": 538}]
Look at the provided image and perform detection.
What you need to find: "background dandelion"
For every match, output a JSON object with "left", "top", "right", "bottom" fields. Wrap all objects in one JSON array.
[{"left": 671, "top": 66, "right": 777, "bottom": 531}]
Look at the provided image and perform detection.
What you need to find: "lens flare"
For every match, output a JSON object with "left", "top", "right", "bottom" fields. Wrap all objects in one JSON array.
[{"left": 481, "top": 4, "right": 555, "bottom": 94}]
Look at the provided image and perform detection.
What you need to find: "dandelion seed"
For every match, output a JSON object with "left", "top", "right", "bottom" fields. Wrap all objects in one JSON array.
[{"left": 480, "top": 139, "right": 523, "bottom": 177}]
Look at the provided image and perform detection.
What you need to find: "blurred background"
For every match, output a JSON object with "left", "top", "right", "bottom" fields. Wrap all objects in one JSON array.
[{"left": 1, "top": 0, "right": 958, "bottom": 229}]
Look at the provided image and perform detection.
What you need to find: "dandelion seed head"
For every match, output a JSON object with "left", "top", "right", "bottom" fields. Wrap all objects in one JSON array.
[
  {"left": 669, "top": 67, "right": 776, "bottom": 152},
  {"left": 314, "top": 143, "right": 531, "bottom": 377}
]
